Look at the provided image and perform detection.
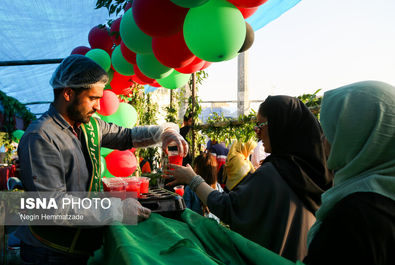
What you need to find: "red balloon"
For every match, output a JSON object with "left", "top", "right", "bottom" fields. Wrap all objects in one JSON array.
[
  {"left": 71, "top": 46, "right": 91, "bottom": 55},
  {"left": 110, "top": 71, "right": 134, "bottom": 95},
  {"left": 129, "top": 148, "right": 137, "bottom": 154},
  {"left": 227, "top": 0, "right": 268, "bottom": 8},
  {"left": 133, "top": 65, "right": 155, "bottom": 84},
  {"left": 175, "top": 57, "right": 206, "bottom": 74},
  {"left": 105, "top": 150, "right": 137, "bottom": 177},
  {"left": 149, "top": 80, "right": 161, "bottom": 87},
  {"left": 199, "top": 61, "right": 212, "bottom": 71},
  {"left": 120, "top": 41, "right": 137, "bottom": 64},
  {"left": 152, "top": 30, "right": 196, "bottom": 68},
  {"left": 130, "top": 74, "right": 148, "bottom": 85},
  {"left": 237, "top": 6, "right": 258, "bottom": 18},
  {"left": 111, "top": 86, "right": 133, "bottom": 96},
  {"left": 88, "top": 25, "right": 114, "bottom": 54},
  {"left": 110, "top": 17, "right": 122, "bottom": 45},
  {"left": 98, "top": 90, "right": 119, "bottom": 116},
  {"left": 132, "top": 0, "right": 189, "bottom": 37}
]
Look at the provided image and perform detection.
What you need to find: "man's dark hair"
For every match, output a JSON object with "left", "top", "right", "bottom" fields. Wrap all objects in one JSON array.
[
  {"left": 183, "top": 113, "right": 192, "bottom": 122},
  {"left": 53, "top": 86, "right": 92, "bottom": 101}
]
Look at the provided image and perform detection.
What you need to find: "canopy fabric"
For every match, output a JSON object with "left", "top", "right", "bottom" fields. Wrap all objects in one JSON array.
[
  {"left": 88, "top": 209, "right": 301, "bottom": 265},
  {"left": 0, "top": 0, "right": 113, "bottom": 116},
  {"left": 0, "top": 0, "right": 301, "bottom": 116}
]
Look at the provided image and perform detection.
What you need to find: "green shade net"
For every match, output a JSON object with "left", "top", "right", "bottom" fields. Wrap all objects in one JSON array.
[{"left": 89, "top": 209, "right": 302, "bottom": 265}]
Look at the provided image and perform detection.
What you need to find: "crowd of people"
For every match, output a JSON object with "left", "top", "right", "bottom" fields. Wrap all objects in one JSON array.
[
  {"left": 167, "top": 81, "right": 395, "bottom": 264},
  {"left": 9, "top": 54, "right": 394, "bottom": 265}
]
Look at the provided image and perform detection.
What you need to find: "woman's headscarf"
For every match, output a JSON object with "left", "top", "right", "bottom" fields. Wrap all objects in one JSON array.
[
  {"left": 308, "top": 80, "right": 395, "bottom": 245},
  {"left": 225, "top": 139, "right": 257, "bottom": 190},
  {"left": 260, "top": 95, "right": 333, "bottom": 214}
]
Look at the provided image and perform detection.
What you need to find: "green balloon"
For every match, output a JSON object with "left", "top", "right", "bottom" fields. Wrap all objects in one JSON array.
[
  {"left": 183, "top": 0, "right": 246, "bottom": 62},
  {"left": 136, "top": 54, "right": 173, "bottom": 79},
  {"left": 85, "top": 49, "right": 111, "bottom": 72},
  {"left": 101, "top": 156, "right": 107, "bottom": 177},
  {"left": 104, "top": 83, "right": 112, "bottom": 90},
  {"left": 101, "top": 147, "right": 113, "bottom": 157},
  {"left": 92, "top": 113, "right": 102, "bottom": 120},
  {"left": 11, "top": 130, "right": 24, "bottom": 142},
  {"left": 170, "top": 0, "right": 209, "bottom": 8},
  {"left": 102, "top": 167, "right": 116, "bottom": 178},
  {"left": 111, "top": 45, "right": 135, "bottom": 76},
  {"left": 107, "top": 68, "right": 114, "bottom": 83},
  {"left": 157, "top": 70, "right": 191, "bottom": 89},
  {"left": 101, "top": 103, "right": 138, "bottom": 128},
  {"left": 120, "top": 9, "right": 153, "bottom": 54}
]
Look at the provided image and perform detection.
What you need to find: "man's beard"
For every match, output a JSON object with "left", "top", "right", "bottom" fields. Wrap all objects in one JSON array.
[{"left": 66, "top": 97, "right": 92, "bottom": 124}]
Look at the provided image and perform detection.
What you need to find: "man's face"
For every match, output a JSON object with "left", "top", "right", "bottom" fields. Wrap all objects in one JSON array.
[{"left": 66, "top": 82, "right": 104, "bottom": 124}]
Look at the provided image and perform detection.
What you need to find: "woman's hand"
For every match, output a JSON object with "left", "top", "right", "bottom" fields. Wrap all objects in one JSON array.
[{"left": 163, "top": 164, "right": 196, "bottom": 186}]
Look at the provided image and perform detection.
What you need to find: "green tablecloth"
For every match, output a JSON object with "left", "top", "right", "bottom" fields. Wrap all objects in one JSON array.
[{"left": 88, "top": 209, "right": 303, "bottom": 265}]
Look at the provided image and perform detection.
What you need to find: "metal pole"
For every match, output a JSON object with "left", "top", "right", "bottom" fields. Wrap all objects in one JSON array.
[
  {"left": 191, "top": 73, "right": 196, "bottom": 161},
  {"left": 0, "top": 58, "right": 63, "bottom": 66},
  {"left": 169, "top": 89, "right": 173, "bottom": 109},
  {"left": 23, "top": 101, "right": 52, "bottom": 105},
  {"left": 237, "top": 51, "right": 250, "bottom": 116}
]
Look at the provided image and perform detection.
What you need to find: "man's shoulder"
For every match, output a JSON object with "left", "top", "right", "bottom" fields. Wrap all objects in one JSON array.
[{"left": 24, "top": 113, "right": 58, "bottom": 136}]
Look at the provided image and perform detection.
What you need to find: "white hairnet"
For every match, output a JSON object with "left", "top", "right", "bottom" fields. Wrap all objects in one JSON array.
[{"left": 50, "top": 54, "right": 108, "bottom": 89}]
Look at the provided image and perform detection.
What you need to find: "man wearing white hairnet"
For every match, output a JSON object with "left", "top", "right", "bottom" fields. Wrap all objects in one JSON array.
[{"left": 16, "top": 55, "right": 188, "bottom": 264}]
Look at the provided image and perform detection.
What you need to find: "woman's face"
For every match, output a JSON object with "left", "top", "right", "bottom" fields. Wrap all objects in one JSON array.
[{"left": 255, "top": 113, "right": 271, "bottom": 153}]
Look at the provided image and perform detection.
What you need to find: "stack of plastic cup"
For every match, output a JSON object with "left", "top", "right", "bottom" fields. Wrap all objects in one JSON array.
[
  {"left": 167, "top": 142, "right": 183, "bottom": 169},
  {"left": 102, "top": 177, "right": 126, "bottom": 200},
  {"left": 124, "top": 177, "right": 141, "bottom": 198},
  {"left": 139, "top": 177, "right": 151, "bottom": 194}
]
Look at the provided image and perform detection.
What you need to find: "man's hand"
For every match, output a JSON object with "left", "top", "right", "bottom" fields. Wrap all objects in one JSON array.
[
  {"left": 122, "top": 198, "right": 151, "bottom": 224},
  {"left": 161, "top": 129, "right": 188, "bottom": 157}
]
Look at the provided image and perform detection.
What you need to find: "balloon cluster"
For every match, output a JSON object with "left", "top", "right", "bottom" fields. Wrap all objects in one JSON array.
[
  {"left": 71, "top": 0, "right": 264, "bottom": 91},
  {"left": 70, "top": 0, "right": 267, "bottom": 177}
]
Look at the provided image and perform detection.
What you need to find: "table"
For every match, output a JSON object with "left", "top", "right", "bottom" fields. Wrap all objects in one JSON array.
[{"left": 88, "top": 209, "right": 297, "bottom": 265}]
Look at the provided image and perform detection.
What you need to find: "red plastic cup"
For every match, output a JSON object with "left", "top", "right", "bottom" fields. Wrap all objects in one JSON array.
[
  {"left": 102, "top": 177, "right": 126, "bottom": 200},
  {"left": 139, "top": 177, "right": 150, "bottom": 194},
  {"left": 168, "top": 154, "right": 183, "bottom": 167},
  {"left": 124, "top": 177, "right": 141, "bottom": 198},
  {"left": 173, "top": 185, "right": 184, "bottom": 196},
  {"left": 167, "top": 142, "right": 183, "bottom": 170}
]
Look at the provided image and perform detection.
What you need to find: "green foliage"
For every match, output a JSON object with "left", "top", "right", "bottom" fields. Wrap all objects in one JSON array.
[
  {"left": 0, "top": 91, "right": 35, "bottom": 133},
  {"left": 120, "top": 85, "right": 161, "bottom": 174},
  {"left": 164, "top": 104, "right": 178, "bottom": 123},
  {"left": 164, "top": 90, "right": 179, "bottom": 124},
  {"left": 0, "top": 132, "right": 15, "bottom": 164},
  {"left": 200, "top": 110, "right": 256, "bottom": 147},
  {"left": 95, "top": 0, "right": 130, "bottom": 16},
  {"left": 297, "top": 89, "right": 322, "bottom": 119},
  {"left": 0, "top": 91, "right": 35, "bottom": 164},
  {"left": 185, "top": 72, "right": 206, "bottom": 158}
]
